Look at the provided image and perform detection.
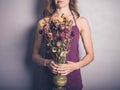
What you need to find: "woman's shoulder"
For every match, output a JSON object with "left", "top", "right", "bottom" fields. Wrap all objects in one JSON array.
[
  {"left": 77, "top": 16, "right": 89, "bottom": 24},
  {"left": 77, "top": 16, "right": 89, "bottom": 27},
  {"left": 76, "top": 16, "right": 90, "bottom": 33}
]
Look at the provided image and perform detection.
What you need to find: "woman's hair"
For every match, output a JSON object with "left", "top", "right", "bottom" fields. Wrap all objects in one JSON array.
[{"left": 43, "top": 0, "right": 80, "bottom": 17}]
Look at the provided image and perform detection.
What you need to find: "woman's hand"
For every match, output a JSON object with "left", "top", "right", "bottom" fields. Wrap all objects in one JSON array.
[
  {"left": 57, "top": 61, "right": 79, "bottom": 75},
  {"left": 46, "top": 60, "right": 58, "bottom": 74}
]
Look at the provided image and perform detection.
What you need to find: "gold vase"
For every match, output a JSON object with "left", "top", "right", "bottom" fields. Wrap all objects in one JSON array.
[
  {"left": 53, "top": 74, "right": 67, "bottom": 90},
  {"left": 53, "top": 57, "right": 67, "bottom": 90}
]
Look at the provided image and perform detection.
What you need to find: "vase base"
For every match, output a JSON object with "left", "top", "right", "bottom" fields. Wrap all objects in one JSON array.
[{"left": 53, "top": 87, "right": 66, "bottom": 90}]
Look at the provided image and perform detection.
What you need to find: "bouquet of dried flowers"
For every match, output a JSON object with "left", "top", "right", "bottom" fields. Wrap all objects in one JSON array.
[{"left": 39, "top": 14, "right": 74, "bottom": 64}]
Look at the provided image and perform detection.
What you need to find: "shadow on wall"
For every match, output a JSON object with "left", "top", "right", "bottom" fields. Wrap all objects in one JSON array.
[{"left": 25, "top": 0, "right": 45, "bottom": 90}]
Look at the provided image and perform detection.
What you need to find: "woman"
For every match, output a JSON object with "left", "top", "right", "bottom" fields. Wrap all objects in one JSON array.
[{"left": 32, "top": 0, "right": 94, "bottom": 90}]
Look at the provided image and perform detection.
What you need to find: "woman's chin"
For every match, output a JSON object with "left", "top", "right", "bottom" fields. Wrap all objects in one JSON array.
[{"left": 57, "top": 4, "right": 68, "bottom": 9}]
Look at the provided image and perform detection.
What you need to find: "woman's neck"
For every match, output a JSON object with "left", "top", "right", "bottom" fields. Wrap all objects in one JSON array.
[{"left": 55, "top": 6, "right": 72, "bottom": 17}]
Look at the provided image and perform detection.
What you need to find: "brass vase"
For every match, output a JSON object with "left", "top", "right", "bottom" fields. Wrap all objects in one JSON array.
[
  {"left": 53, "top": 74, "right": 67, "bottom": 90},
  {"left": 53, "top": 57, "right": 67, "bottom": 90}
]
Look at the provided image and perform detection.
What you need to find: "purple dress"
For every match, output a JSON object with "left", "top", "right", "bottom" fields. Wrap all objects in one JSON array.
[{"left": 40, "top": 15, "right": 83, "bottom": 90}]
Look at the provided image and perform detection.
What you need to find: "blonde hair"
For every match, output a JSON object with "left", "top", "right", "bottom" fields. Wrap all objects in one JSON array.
[{"left": 43, "top": 0, "right": 80, "bottom": 17}]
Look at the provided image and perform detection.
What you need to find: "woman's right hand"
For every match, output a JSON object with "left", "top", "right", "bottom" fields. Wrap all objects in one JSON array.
[{"left": 45, "top": 60, "right": 58, "bottom": 74}]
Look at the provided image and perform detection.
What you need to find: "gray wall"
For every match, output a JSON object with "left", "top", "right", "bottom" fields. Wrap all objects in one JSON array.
[
  {"left": 78, "top": 0, "right": 120, "bottom": 90},
  {"left": 0, "top": 0, "right": 120, "bottom": 90}
]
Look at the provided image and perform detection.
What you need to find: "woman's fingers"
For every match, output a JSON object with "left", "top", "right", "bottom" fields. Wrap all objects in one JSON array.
[
  {"left": 56, "top": 62, "right": 75, "bottom": 75},
  {"left": 58, "top": 69, "right": 68, "bottom": 73},
  {"left": 67, "top": 61, "right": 74, "bottom": 64},
  {"left": 52, "top": 69, "right": 58, "bottom": 74},
  {"left": 49, "top": 61, "right": 58, "bottom": 74},
  {"left": 57, "top": 65, "right": 70, "bottom": 75},
  {"left": 57, "top": 67, "right": 68, "bottom": 71},
  {"left": 58, "top": 70, "right": 70, "bottom": 75},
  {"left": 51, "top": 61, "right": 58, "bottom": 68},
  {"left": 48, "top": 60, "right": 75, "bottom": 75},
  {"left": 50, "top": 61, "right": 58, "bottom": 69},
  {"left": 57, "top": 64, "right": 68, "bottom": 70}
]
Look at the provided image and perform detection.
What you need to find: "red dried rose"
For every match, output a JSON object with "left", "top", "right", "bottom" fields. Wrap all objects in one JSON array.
[
  {"left": 47, "top": 33, "right": 53, "bottom": 40},
  {"left": 64, "top": 28, "right": 69, "bottom": 33},
  {"left": 44, "top": 24, "right": 49, "bottom": 33},
  {"left": 60, "top": 32, "right": 66, "bottom": 40}
]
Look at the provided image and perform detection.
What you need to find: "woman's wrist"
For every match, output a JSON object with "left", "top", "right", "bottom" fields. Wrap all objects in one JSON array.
[
  {"left": 43, "top": 59, "right": 48, "bottom": 67},
  {"left": 75, "top": 62, "right": 81, "bottom": 70},
  {"left": 43, "top": 59, "right": 50, "bottom": 67}
]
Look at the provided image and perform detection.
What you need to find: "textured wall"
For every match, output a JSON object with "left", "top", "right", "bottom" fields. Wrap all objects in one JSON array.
[
  {"left": 0, "top": 0, "right": 120, "bottom": 90},
  {"left": 0, "top": 0, "right": 45, "bottom": 90},
  {"left": 78, "top": 0, "right": 120, "bottom": 90}
]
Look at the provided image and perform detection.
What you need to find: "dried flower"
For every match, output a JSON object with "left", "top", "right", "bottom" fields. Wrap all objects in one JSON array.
[
  {"left": 47, "top": 33, "right": 53, "bottom": 40},
  {"left": 68, "top": 20, "right": 73, "bottom": 27},
  {"left": 61, "top": 13, "right": 68, "bottom": 22},
  {"left": 60, "top": 32, "right": 66, "bottom": 40},
  {"left": 43, "top": 17, "right": 49, "bottom": 23},
  {"left": 56, "top": 41, "right": 62, "bottom": 47},
  {"left": 64, "top": 28, "right": 70, "bottom": 33},
  {"left": 51, "top": 16, "right": 58, "bottom": 23},
  {"left": 40, "top": 13, "right": 74, "bottom": 64},
  {"left": 39, "top": 19, "right": 45, "bottom": 29},
  {"left": 44, "top": 24, "right": 49, "bottom": 33},
  {"left": 57, "top": 17, "right": 64, "bottom": 23}
]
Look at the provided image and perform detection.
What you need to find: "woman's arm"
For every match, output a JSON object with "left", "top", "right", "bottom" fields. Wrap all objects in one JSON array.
[
  {"left": 32, "top": 20, "right": 58, "bottom": 74},
  {"left": 75, "top": 16, "right": 94, "bottom": 69},
  {"left": 32, "top": 21, "right": 46, "bottom": 66}
]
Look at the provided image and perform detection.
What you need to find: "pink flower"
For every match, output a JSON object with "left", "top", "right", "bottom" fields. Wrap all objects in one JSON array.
[
  {"left": 56, "top": 41, "right": 62, "bottom": 47},
  {"left": 61, "top": 26, "right": 65, "bottom": 30},
  {"left": 64, "top": 28, "right": 69, "bottom": 33},
  {"left": 60, "top": 32, "right": 66, "bottom": 40},
  {"left": 47, "top": 33, "right": 53, "bottom": 40},
  {"left": 53, "top": 31, "right": 57, "bottom": 37},
  {"left": 44, "top": 24, "right": 49, "bottom": 33}
]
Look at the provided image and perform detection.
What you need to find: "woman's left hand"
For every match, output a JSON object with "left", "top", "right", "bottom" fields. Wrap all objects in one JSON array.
[{"left": 57, "top": 61, "right": 79, "bottom": 75}]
